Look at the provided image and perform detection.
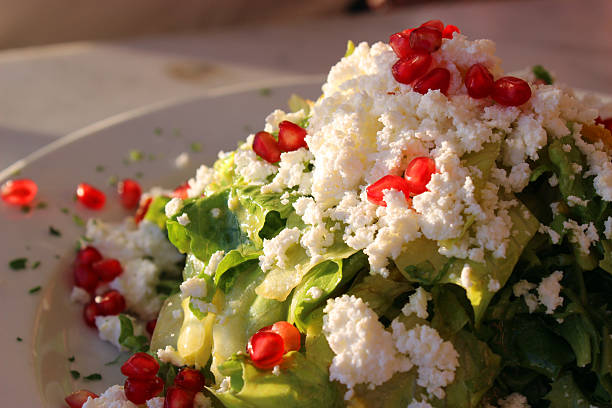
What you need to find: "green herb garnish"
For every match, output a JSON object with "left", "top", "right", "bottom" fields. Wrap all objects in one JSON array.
[
  {"left": 16, "top": 337, "right": 22, "bottom": 342},
  {"left": 36, "top": 202, "right": 47, "bottom": 209},
  {"left": 49, "top": 226, "right": 61, "bottom": 237},
  {"left": 21, "top": 205, "right": 31, "bottom": 213},
  {"left": 9, "top": 258, "right": 27, "bottom": 270},
  {"left": 73, "top": 215, "right": 85, "bottom": 227},
  {"left": 32, "top": 261, "right": 41, "bottom": 269},
  {"left": 190, "top": 142, "right": 202, "bottom": 152},
  {"left": 68, "top": 356, "right": 75, "bottom": 362},
  {"left": 61, "top": 207, "right": 70, "bottom": 214},
  {"left": 70, "top": 370, "right": 80, "bottom": 380},
  {"left": 84, "top": 373, "right": 102, "bottom": 381},
  {"left": 28, "top": 286, "right": 41, "bottom": 294},
  {"left": 95, "top": 165, "right": 105, "bottom": 172},
  {"left": 129, "top": 149, "right": 144, "bottom": 162},
  {"left": 154, "top": 127, "right": 163, "bottom": 135},
  {"left": 259, "top": 88, "right": 272, "bottom": 96},
  {"left": 532, "top": 64, "right": 553, "bottom": 85}
]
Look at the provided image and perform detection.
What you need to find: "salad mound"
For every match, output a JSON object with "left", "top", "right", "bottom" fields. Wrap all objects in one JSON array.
[{"left": 67, "top": 20, "right": 612, "bottom": 408}]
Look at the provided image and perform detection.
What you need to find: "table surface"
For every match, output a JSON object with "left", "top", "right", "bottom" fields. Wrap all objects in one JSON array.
[{"left": 1, "top": 0, "right": 611, "bottom": 170}]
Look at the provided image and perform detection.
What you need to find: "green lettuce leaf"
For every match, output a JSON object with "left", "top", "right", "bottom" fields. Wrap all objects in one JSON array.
[
  {"left": 545, "top": 372, "right": 590, "bottom": 408},
  {"left": 212, "top": 352, "right": 344, "bottom": 408},
  {"left": 144, "top": 196, "right": 171, "bottom": 230}
]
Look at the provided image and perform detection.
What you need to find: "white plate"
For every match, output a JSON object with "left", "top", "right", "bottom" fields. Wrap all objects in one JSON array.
[{"left": 0, "top": 76, "right": 322, "bottom": 407}]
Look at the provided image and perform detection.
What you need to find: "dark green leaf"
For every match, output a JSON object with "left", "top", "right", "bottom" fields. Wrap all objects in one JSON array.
[
  {"left": 70, "top": 370, "right": 80, "bottom": 379},
  {"left": 532, "top": 65, "right": 553, "bottom": 85},
  {"left": 84, "top": 373, "right": 102, "bottom": 381},
  {"left": 49, "top": 226, "right": 61, "bottom": 237},
  {"left": 9, "top": 258, "right": 27, "bottom": 270}
]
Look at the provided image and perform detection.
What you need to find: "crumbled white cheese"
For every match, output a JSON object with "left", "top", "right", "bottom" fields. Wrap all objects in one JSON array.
[
  {"left": 70, "top": 286, "right": 90, "bottom": 304},
  {"left": 497, "top": 392, "right": 530, "bottom": 408},
  {"left": 82, "top": 385, "right": 136, "bottom": 408},
  {"left": 203, "top": 250, "right": 225, "bottom": 276},
  {"left": 191, "top": 298, "right": 218, "bottom": 315},
  {"left": 177, "top": 213, "right": 190, "bottom": 226},
  {"left": 157, "top": 345, "right": 186, "bottom": 366},
  {"left": 165, "top": 197, "right": 183, "bottom": 218},
  {"left": 513, "top": 280, "right": 538, "bottom": 313},
  {"left": 306, "top": 286, "right": 324, "bottom": 300},
  {"left": 109, "top": 258, "right": 162, "bottom": 321},
  {"left": 562, "top": 219, "right": 599, "bottom": 254},
  {"left": 259, "top": 227, "right": 301, "bottom": 272},
  {"left": 95, "top": 315, "right": 145, "bottom": 352},
  {"left": 488, "top": 279, "right": 501, "bottom": 293},
  {"left": 187, "top": 164, "right": 215, "bottom": 198},
  {"left": 234, "top": 146, "right": 277, "bottom": 185},
  {"left": 573, "top": 123, "right": 612, "bottom": 201},
  {"left": 272, "top": 365, "right": 281, "bottom": 376},
  {"left": 566, "top": 195, "right": 589, "bottom": 207},
  {"left": 323, "top": 295, "right": 412, "bottom": 399},
  {"left": 218, "top": 377, "right": 231, "bottom": 393},
  {"left": 210, "top": 208, "right": 221, "bottom": 218},
  {"left": 180, "top": 277, "right": 209, "bottom": 299},
  {"left": 562, "top": 144, "right": 572, "bottom": 153},
  {"left": 537, "top": 271, "right": 563, "bottom": 314},
  {"left": 539, "top": 224, "right": 561, "bottom": 244},
  {"left": 392, "top": 322, "right": 459, "bottom": 399},
  {"left": 460, "top": 264, "right": 475, "bottom": 289},
  {"left": 261, "top": 148, "right": 314, "bottom": 195},
  {"left": 605, "top": 216, "right": 612, "bottom": 239},
  {"left": 174, "top": 152, "right": 190, "bottom": 169},
  {"left": 548, "top": 174, "right": 559, "bottom": 187},
  {"left": 401, "top": 287, "right": 432, "bottom": 319},
  {"left": 407, "top": 399, "right": 433, "bottom": 408},
  {"left": 146, "top": 397, "right": 164, "bottom": 408}
]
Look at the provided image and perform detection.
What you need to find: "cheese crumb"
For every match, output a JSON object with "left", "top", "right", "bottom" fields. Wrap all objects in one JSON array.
[
  {"left": 157, "top": 345, "right": 186, "bottom": 366},
  {"left": 537, "top": 271, "right": 563, "bottom": 314},
  {"left": 566, "top": 195, "right": 589, "bottom": 207},
  {"left": 401, "top": 287, "right": 432, "bottom": 319},
  {"left": 177, "top": 213, "right": 190, "bottom": 226},
  {"left": 407, "top": 399, "right": 433, "bottom": 408},
  {"left": 604, "top": 216, "right": 612, "bottom": 239},
  {"left": 211, "top": 208, "right": 221, "bottom": 218},
  {"left": 193, "top": 392, "right": 212, "bottom": 408},
  {"left": 259, "top": 228, "right": 301, "bottom": 272},
  {"left": 497, "top": 392, "right": 530, "bottom": 408},
  {"left": 165, "top": 198, "right": 183, "bottom": 218},
  {"left": 513, "top": 280, "right": 538, "bottom": 313},
  {"left": 563, "top": 219, "right": 599, "bottom": 254},
  {"left": 70, "top": 286, "right": 90, "bottom": 304},
  {"left": 180, "top": 277, "right": 209, "bottom": 299},
  {"left": 174, "top": 152, "right": 190, "bottom": 168},
  {"left": 323, "top": 295, "right": 412, "bottom": 399},
  {"left": 82, "top": 385, "right": 136, "bottom": 408},
  {"left": 392, "top": 321, "right": 459, "bottom": 399},
  {"left": 488, "top": 279, "right": 501, "bottom": 293},
  {"left": 306, "top": 286, "right": 324, "bottom": 300},
  {"left": 539, "top": 224, "right": 561, "bottom": 244},
  {"left": 272, "top": 365, "right": 281, "bottom": 376}
]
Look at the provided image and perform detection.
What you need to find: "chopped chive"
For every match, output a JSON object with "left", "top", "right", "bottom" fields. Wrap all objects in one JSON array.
[
  {"left": 135, "top": 171, "right": 144, "bottom": 179},
  {"left": 32, "top": 261, "right": 41, "bottom": 269},
  {"left": 21, "top": 205, "right": 31, "bottom": 213},
  {"left": 190, "top": 142, "right": 202, "bottom": 152},
  {"left": 147, "top": 154, "right": 156, "bottom": 161},
  {"left": 73, "top": 215, "right": 85, "bottom": 227},
  {"left": 10, "top": 169, "right": 21, "bottom": 177},
  {"left": 108, "top": 176, "right": 119, "bottom": 187},
  {"left": 105, "top": 354, "right": 122, "bottom": 366},
  {"left": 9, "top": 258, "right": 27, "bottom": 270},
  {"left": 259, "top": 88, "right": 272, "bottom": 96},
  {"left": 29, "top": 286, "right": 41, "bottom": 294},
  {"left": 36, "top": 202, "right": 48, "bottom": 209},
  {"left": 84, "top": 373, "right": 102, "bottom": 381},
  {"left": 129, "top": 150, "right": 143, "bottom": 162},
  {"left": 532, "top": 65, "right": 553, "bottom": 85},
  {"left": 61, "top": 208, "right": 70, "bottom": 214},
  {"left": 54, "top": 254, "right": 61, "bottom": 260},
  {"left": 70, "top": 370, "right": 80, "bottom": 380},
  {"left": 49, "top": 226, "right": 61, "bottom": 237},
  {"left": 154, "top": 127, "right": 163, "bottom": 135},
  {"left": 95, "top": 165, "right": 105, "bottom": 172},
  {"left": 68, "top": 356, "right": 75, "bottom": 362},
  {"left": 16, "top": 337, "right": 23, "bottom": 342}
]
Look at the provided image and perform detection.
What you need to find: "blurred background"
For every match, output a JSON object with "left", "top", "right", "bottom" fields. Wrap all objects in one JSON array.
[{"left": 1, "top": 0, "right": 611, "bottom": 169}]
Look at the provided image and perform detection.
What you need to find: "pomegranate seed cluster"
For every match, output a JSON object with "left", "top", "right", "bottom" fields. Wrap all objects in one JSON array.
[{"left": 247, "top": 321, "right": 301, "bottom": 370}]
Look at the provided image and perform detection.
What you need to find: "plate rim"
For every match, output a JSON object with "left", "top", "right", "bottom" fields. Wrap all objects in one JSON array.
[{"left": 0, "top": 74, "right": 324, "bottom": 181}]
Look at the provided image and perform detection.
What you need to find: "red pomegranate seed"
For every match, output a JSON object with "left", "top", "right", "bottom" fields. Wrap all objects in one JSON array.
[
  {"left": 118, "top": 179, "right": 142, "bottom": 210},
  {"left": 595, "top": 116, "right": 612, "bottom": 132},
  {"left": 404, "top": 157, "right": 436, "bottom": 196},
  {"left": 389, "top": 32, "right": 414, "bottom": 59},
  {"left": 83, "top": 301, "right": 99, "bottom": 328},
  {"left": 76, "top": 183, "right": 106, "bottom": 210},
  {"left": 366, "top": 175, "right": 412, "bottom": 207},
  {"left": 1, "top": 179, "right": 38, "bottom": 206},
  {"left": 259, "top": 321, "right": 301, "bottom": 353},
  {"left": 409, "top": 26, "right": 442, "bottom": 53},
  {"left": 146, "top": 319, "right": 157, "bottom": 336},
  {"left": 247, "top": 331, "right": 285, "bottom": 369},
  {"left": 92, "top": 258, "right": 123, "bottom": 282},
  {"left": 391, "top": 53, "right": 432, "bottom": 85},
  {"left": 164, "top": 386, "right": 196, "bottom": 408},
  {"left": 413, "top": 68, "right": 451, "bottom": 95},
  {"left": 134, "top": 197, "right": 153, "bottom": 224},
  {"left": 74, "top": 264, "right": 100, "bottom": 292},
  {"left": 121, "top": 352, "right": 160, "bottom": 380},
  {"left": 442, "top": 25, "right": 460, "bottom": 39},
  {"left": 124, "top": 377, "right": 164, "bottom": 405},
  {"left": 253, "top": 131, "right": 282, "bottom": 163},
  {"left": 465, "top": 63, "right": 494, "bottom": 99},
  {"left": 96, "top": 290, "right": 126, "bottom": 316},
  {"left": 420, "top": 20, "right": 444, "bottom": 32},
  {"left": 172, "top": 182, "right": 189, "bottom": 199},
  {"left": 491, "top": 76, "right": 532, "bottom": 106},
  {"left": 75, "top": 246, "right": 103, "bottom": 266},
  {"left": 174, "top": 368, "right": 206, "bottom": 392},
  {"left": 278, "top": 121, "right": 308, "bottom": 152},
  {"left": 65, "top": 389, "right": 98, "bottom": 408}
]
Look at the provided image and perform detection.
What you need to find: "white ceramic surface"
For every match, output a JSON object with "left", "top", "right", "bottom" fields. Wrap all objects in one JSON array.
[{"left": 0, "top": 76, "right": 322, "bottom": 407}]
